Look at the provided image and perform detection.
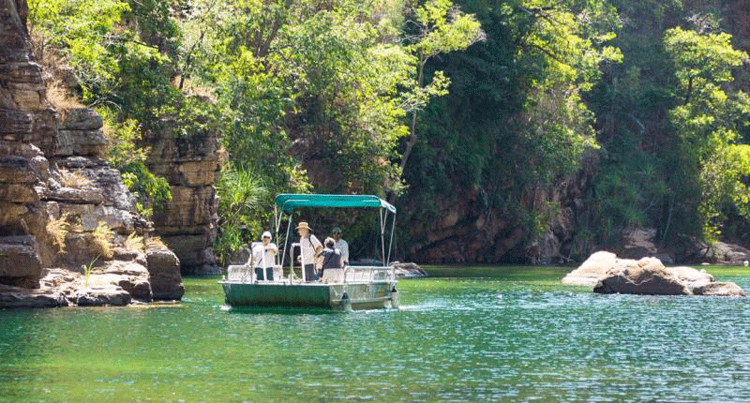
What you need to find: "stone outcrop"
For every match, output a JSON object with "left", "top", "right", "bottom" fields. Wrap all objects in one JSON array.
[
  {"left": 702, "top": 242, "right": 750, "bottom": 265},
  {"left": 0, "top": 265, "right": 156, "bottom": 308},
  {"left": 146, "top": 118, "right": 221, "bottom": 275},
  {"left": 0, "top": 0, "right": 184, "bottom": 308},
  {"left": 392, "top": 262, "right": 428, "bottom": 278},
  {"left": 0, "top": 283, "right": 68, "bottom": 308},
  {"left": 593, "top": 262, "right": 692, "bottom": 295},
  {"left": 74, "top": 285, "right": 132, "bottom": 307},
  {"left": 400, "top": 152, "right": 597, "bottom": 265},
  {"left": 0, "top": 235, "right": 41, "bottom": 288},
  {"left": 145, "top": 244, "right": 185, "bottom": 300},
  {"left": 561, "top": 251, "right": 620, "bottom": 286},
  {"left": 563, "top": 251, "right": 746, "bottom": 296}
]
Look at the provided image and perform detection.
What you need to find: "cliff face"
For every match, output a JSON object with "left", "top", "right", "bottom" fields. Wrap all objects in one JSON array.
[
  {"left": 1, "top": 0, "right": 60, "bottom": 286},
  {"left": 146, "top": 118, "right": 221, "bottom": 276},
  {"left": 400, "top": 159, "right": 593, "bottom": 265},
  {"left": 0, "top": 0, "right": 183, "bottom": 305}
]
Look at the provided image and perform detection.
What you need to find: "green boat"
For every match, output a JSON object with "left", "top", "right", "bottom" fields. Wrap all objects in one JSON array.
[{"left": 219, "top": 194, "right": 400, "bottom": 310}]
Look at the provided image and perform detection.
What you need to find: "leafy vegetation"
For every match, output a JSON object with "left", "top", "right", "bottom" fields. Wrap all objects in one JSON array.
[{"left": 24, "top": 0, "right": 750, "bottom": 262}]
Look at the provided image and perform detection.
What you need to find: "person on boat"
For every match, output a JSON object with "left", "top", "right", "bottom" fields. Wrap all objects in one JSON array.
[
  {"left": 319, "top": 237, "right": 344, "bottom": 277},
  {"left": 296, "top": 221, "right": 322, "bottom": 281},
  {"left": 331, "top": 226, "right": 349, "bottom": 266},
  {"left": 252, "top": 231, "right": 278, "bottom": 281}
]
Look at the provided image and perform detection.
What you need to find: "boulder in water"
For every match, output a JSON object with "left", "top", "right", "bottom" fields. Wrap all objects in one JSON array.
[
  {"left": 564, "top": 251, "right": 746, "bottom": 296},
  {"left": 391, "top": 262, "right": 427, "bottom": 278}
]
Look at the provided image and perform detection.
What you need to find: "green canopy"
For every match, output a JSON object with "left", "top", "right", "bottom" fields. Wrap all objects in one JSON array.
[{"left": 275, "top": 194, "right": 396, "bottom": 214}]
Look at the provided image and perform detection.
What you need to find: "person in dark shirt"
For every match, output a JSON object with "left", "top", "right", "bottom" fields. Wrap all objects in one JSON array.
[{"left": 319, "top": 237, "right": 343, "bottom": 278}]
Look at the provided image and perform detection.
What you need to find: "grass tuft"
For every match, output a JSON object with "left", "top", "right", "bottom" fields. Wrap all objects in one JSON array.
[
  {"left": 124, "top": 232, "right": 145, "bottom": 252},
  {"left": 146, "top": 236, "right": 168, "bottom": 250},
  {"left": 46, "top": 213, "right": 69, "bottom": 254},
  {"left": 92, "top": 221, "right": 114, "bottom": 259},
  {"left": 59, "top": 168, "right": 92, "bottom": 189}
]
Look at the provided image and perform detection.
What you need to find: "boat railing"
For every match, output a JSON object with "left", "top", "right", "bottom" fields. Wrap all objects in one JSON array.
[
  {"left": 287, "top": 242, "right": 395, "bottom": 284},
  {"left": 226, "top": 265, "right": 284, "bottom": 283},
  {"left": 342, "top": 266, "right": 395, "bottom": 283}
]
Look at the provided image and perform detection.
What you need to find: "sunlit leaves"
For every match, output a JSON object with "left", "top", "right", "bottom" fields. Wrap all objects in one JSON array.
[
  {"left": 515, "top": 0, "right": 619, "bottom": 183},
  {"left": 28, "top": 0, "right": 130, "bottom": 83},
  {"left": 665, "top": 27, "right": 745, "bottom": 94},
  {"left": 664, "top": 27, "right": 750, "bottom": 241},
  {"left": 189, "top": 0, "right": 419, "bottom": 197}
]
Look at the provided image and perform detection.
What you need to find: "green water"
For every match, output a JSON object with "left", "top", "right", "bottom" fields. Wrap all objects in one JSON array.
[{"left": 2, "top": 265, "right": 750, "bottom": 402}]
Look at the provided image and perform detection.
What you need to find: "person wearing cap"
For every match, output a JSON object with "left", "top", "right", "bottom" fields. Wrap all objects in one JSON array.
[
  {"left": 252, "top": 231, "right": 278, "bottom": 281},
  {"left": 331, "top": 226, "right": 349, "bottom": 266},
  {"left": 296, "top": 221, "right": 322, "bottom": 281}
]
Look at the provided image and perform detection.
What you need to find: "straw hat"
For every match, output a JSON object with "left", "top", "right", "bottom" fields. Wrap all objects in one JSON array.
[{"left": 295, "top": 221, "right": 312, "bottom": 231}]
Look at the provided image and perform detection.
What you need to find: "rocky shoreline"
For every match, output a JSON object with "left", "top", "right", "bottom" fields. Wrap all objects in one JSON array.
[{"left": 0, "top": 245, "right": 184, "bottom": 308}]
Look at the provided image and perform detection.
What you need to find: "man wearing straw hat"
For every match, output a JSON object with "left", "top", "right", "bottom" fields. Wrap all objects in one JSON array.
[{"left": 296, "top": 221, "right": 322, "bottom": 281}]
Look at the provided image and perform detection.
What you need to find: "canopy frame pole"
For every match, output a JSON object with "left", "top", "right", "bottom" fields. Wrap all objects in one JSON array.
[
  {"left": 277, "top": 210, "right": 294, "bottom": 270},
  {"left": 386, "top": 211, "right": 396, "bottom": 266},
  {"left": 379, "top": 208, "right": 386, "bottom": 265}
]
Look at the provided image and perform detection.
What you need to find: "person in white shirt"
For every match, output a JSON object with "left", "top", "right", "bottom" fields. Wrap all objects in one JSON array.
[
  {"left": 296, "top": 221, "right": 322, "bottom": 281},
  {"left": 252, "top": 231, "right": 277, "bottom": 281},
  {"left": 331, "top": 226, "right": 349, "bottom": 266}
]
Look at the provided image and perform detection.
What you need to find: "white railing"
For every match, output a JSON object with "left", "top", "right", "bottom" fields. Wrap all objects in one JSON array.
[{"left": 341, "top": 266, "right": 395, "bottom": 283}]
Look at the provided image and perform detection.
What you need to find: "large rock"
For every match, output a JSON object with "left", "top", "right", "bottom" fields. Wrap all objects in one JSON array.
[
  {"left": 0, "top": 0, "right": 185, "bottom": 311},
  {"left": 74, "top": 285, "right": 132, "bottom": 306},
  {"left": 693, "top": 282, "right": 747, "bottom": 297},
  {"left": 706, "top": 242, "right": 750, "bottom": 265},
  {"left": 146, "top": 116, "right": 220, "bottom": 276},
  {"left": 145, "top": 245, "right": 184, "bottom": 300},
  {"left": 0, "top": 283, "right": 68, "bottom": 308},
  {"left": 159, "top": 233, "right": 220, "bottom": 275},
  {"left": 561, "top": 251, "right": 618, "bottom": 286},
  {"left": 593, "top": 263, "right": 691, "bottom": 295},
  {"left": 567, "top": 251, "right": 747, "bottom": 296},
  {"left": 392, "top": 261, "right": 428, "bottom": 278},
  {"left": 670, "top": 266, "right": 714, "bottom": 288},
  {"left": 99, "top": 260, "right": 153, "bottom": 302},
  {"left": 0, "top": 235, "right": 42, "bottom": 287}
]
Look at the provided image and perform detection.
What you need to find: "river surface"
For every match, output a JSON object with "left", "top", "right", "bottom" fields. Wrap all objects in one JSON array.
[{"left": 1, "top": 265, "right": 750, "bottom": 402}]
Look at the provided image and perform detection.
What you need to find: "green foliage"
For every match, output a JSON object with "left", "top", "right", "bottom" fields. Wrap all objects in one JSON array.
[
  {"left": 28, "top": 0, "right": 130, "bottom": 80},
  {"left": 102, "top": 113, "right": 146, "bottom": 169},
  {"left": 214, "top": 163, "right": 268, "bottom": 267},
  {"left": 398, "top": 0, "right": 484, "bottom": 179},
  {"left": 664, "top": 27, "right": 750, "bottom": 242},
  {"left": 82, "top": 255, "right": 99, "bottom": 287},
  {"left": 183, "top": 0, "right": 418, "bottom": 197},
  {"left": 402, "top": 0, "right": 620, "bottom": 250},
  {"left": 121, "top": 162, "right": 172, "bottom": 220},
  {"left": 31, "top": 0, "right": 750, "bottom": 262}
]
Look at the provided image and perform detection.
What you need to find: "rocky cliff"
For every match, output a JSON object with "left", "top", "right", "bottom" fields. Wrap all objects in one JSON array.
[
  {"left": 0, "top": 0, "right": 184, "bottom": 307},
  {"left": 400, "top": 152, "right": 595, "bottom": 265},
  {"left": 146, "top": 117, "right": 221, "bottom": 276}
]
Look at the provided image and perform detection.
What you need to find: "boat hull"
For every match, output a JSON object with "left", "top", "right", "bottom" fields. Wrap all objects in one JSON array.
[{"left": 219, "top": 280, "right": 399, "bottom": 310}]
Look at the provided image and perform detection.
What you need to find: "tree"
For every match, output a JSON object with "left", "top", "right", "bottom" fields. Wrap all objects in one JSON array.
[
  {"left": 397, "top": 0, "right": 484, "bottom": 180},
  {"left": 399, "top": 0, "right": 621, "bottom": 257},
  {"left": 184, "top": 0, "right": 419, "bottom": 197},
  {"left": 664, "top": 27, "right": 750, "bottom": 242}
]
